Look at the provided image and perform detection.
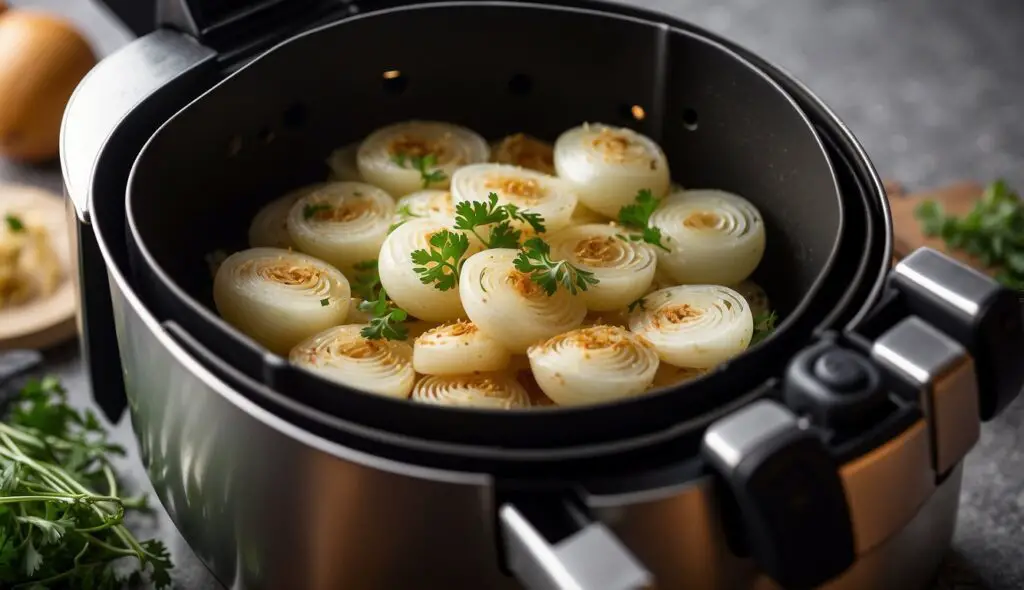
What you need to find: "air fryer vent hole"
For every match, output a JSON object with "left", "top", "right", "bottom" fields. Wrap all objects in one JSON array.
[
  {"left": 381, "top": 71, "right": 408, "bottom": 95},
  {"left": 282, "top": 102, "right": 308, "bottom": 129},
  {"left": 506, "top": 73, "right": 533, "bottom": 96},
  {"left": 682, "top": 108, "right": 699, "bottom": 130}
]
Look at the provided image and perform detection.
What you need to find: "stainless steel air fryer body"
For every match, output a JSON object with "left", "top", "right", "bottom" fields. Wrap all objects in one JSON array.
[{"left": 62, "top": 1, "right": 1024, "bottom": 589}]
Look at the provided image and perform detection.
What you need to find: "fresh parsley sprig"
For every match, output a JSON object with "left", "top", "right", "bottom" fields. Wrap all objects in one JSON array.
[
  {"left": 916, "top": 179, "right": 1024, "bottom": 291},
  {"left": 358, "top": 287, "right": 409, "bottom": 341},
  {"left": 4, "top": 214, "right": 24, "bottom": 233},
  {"left": 392, "top": 152, "right": 447, "bottom": 188},
  {"left": 351, "top": 259, "right": 382, "bottom": 301},
  {"left": 750, "top": 310, "right": 778, "bottom": 346},
  {"left": 410, "top": 230, "right": 470, "bottom": 291},
  {"left": 514, "top": 237, "right": 599, "bottom": 296},
  {"left": 617, "top": 189, "right": 669, "bottom": 251},
  {"left": 453, "top": 193, "right": 546, "bottom": 249},
  {"left": 0, "top": 377, "right": 172, "bottom": 588}
]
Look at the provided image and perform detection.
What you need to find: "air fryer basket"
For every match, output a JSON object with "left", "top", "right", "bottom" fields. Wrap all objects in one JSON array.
[{"left": 125, "top": 1, "right": 852, "bottom": 449}]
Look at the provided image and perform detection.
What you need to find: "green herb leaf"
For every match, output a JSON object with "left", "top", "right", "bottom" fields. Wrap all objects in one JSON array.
[
  {"left": 750, "top": 310, "right": 778, "bottom": 346},
  {"left": 617, "top": 189, "right": 669, "bottom": 250},
  {"left": 4, "top": 213, "right": 25, "bottom": 233},
  {"left": 410, "top": 229, "right": 470, "bottom": 291},
  {"left": 303, "top": 203, "right": 331, "bottom": 219},
  {"left": 393, "top": 152, "right": 448, "bottom": 188},
  {"left": 351, "top": 259, "right": 382, "bottom": 301},
  {"left": 513, "top": 237, "right": 600, "bottom": 295},
  {"left": 358, "top": 288, "right": 410, "bottom": 340},
  {"left": 453, "top": 192, "right": 547, "bottom": 249},
  {"left": 320, "top": 298, "right": 330, "bottom": 306},
  {"left": 627, "top": 297, "right": 647, "bottom": 313}
]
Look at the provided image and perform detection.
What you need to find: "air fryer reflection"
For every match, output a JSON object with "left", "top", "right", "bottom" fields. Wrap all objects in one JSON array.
[{"left": 212, "top": 119, "right": 779, "bottom": 409}]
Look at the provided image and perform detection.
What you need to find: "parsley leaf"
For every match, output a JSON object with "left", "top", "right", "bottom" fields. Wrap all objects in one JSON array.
[
  {"left": 393, "top": 152, "right": 447, "bottom": 188},
  {"left": 358, "top": 288, "right": 410, "bottom": 340},
  {"left": 617, "top": 189, "right": 669, "bottom": 251},
  {"left": 351, "top": 259, "right": 382, "bottom": 301},
  {"left": 4, "top": 214, "right": 24, "bottom": 233},
  {"left": 915, "top": 179, "right": 1024, "bottom": 291},
  {"left": 388, "top": 203, "right": 422, "bottom": 235},
  {"left": 750, "top": 310, "right": 778, "bottom": 346},
  {"left": 453, "top": 193, "right": 547, "bottom": 249},
  {"left": 410, "top": 229, "right": 470, "bottom": 291},
  {"left": 513, "top": 237, "right": 600, "bottom": 295}
]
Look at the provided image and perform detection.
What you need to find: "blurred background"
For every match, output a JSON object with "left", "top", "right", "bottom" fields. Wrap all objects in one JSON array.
[{"left": 1, "top": 0, "right": 1023, "bottom": 588}]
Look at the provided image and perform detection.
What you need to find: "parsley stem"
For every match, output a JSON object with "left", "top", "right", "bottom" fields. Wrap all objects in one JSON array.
[{"left": 468, "top": 227, "right": 491, "bottom": 249}]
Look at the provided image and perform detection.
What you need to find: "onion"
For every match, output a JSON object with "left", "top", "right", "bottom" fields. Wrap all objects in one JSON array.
[
  {"left": 346, "top": 298, "right": 374, "bottom": 323},
  {"left": 451, "top": 163, "right": 577, "bottom": 233},
  {"left": 629, "top": 285, "right": 753, "bottom": 369},
  {"left": 528, "top": 325, "right": 659, "bottom": 406},
  {"left": 0, "top": 11, "right": 96, "bottom": 162},
  {"left": 285, "top": 181, "right": 395, "bottom": 275},
  {"left": 394, "top": 189, "right": 456, "bottom": 224},
  {"left": 490, "top": 133, "right": 555, "bottom": 175},
  {"left": 410, "top": 373, "right": 532, "bottom": 409},
  {"left": 413, "top": 320, "right": 511, "bottom": 375},
  {"left": 459, "top": 249, "right": 586, "bottom": 353},
  {"left": 732, "top": 279, "right": 770, "bottom": 317},
  {"left": 248, "top": 183, "right": 326, "bottom": 249},
  {"left": 650, "top": 365, "right": 707, "bottom": 390},
  {"left": 289, "top": 324, "right": 415, "bottom": 399},
  {"left": 581, "top": 309, "right": 630, "bottom": 328},
  {"left": 356, "top": 120, "right": 489, "bottom": 197},
  {"left": 325, "top": 142, "right": 364, "bottom": 182},
  {"left": 547, "top": 223, "right": 656, "bottom": 311},
  {"left": 213, "top": 248, "right": 350, "bottom": 354},
  {"left": 553, "top": 123, "right": 670, "bottom": 218},
  {"left": 570, "top": 203, "right": 609, "bottom": 225},
  {"left": 378, "top": 218, "right": 477, "bottom": 322},
  {"left": 649, "top": 189, "right": 766, "bottom": 285}
]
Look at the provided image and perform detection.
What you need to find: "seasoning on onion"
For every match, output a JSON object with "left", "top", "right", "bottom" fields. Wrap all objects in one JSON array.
[
  {"left": 325, "top": 141, "right": 364, "bottom": 182},
  {"left": 649, "top": 189, "right": 766, "bottom": 285},
  {"left": 459, "top": 249, "right": 587, "bottom": 353},
  {"left": 490, "top": 133, "right": 556, "bottom": 175},
  {"left": 289, "top": 324, "right": 415, "bottom": 399},
  {"left": 378, "top": 218, "right": 477, "bottom": 322},
  {"left": 413, "top": 320, "right": 511, "bottom": 375},
  {"left": 629, "top": 284, "right": 753, "bottom": 369},
  {"left": 213, "top": 248, "right": 350, "bottom": 354},
  {"left": 248, "top": 183, "right": 327, "bottom": 249},
  {"left": 286, "top": 181, "right": 395, "bottom": 275},
  {"left": 547, "top": 223, "right": 656, "bottom": 311},
  {"left": 528, "top": 325, "right": 659, "bottom": 406},
  {"left": 410, "top": 373, "right": 532, "bottom": 409},
  {"left": 357, "top": 120, "right": 489, "bottom": 197},
  {"left": 553, "top": 123, "right": 670, "bottom": 218},
  {"left": 450, "top": 163, "right": 577, "bottom": 233}
]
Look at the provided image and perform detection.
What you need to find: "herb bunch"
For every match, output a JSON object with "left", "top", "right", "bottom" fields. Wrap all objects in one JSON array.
[
  {"left": 617, "top": 189, "right": 669, "bottom": 251},
  {"left": 915, "top": 179, "right": 1024, "bottom": 290},
  {"left": 513, "top": 238, "right": 599, "bottom": 295},
  {"left": 351, "top": 260, "right": 410, "bottom": 341},
  {"left": 452, "top": 192, "right": 545, "bottom": 249},
  {"left": 0, "top": 377, "right": 172, "bottom": 589}
]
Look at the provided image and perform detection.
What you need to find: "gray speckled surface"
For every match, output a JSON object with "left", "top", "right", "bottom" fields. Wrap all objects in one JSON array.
[{"left": 3, "top": 0, "right": 1024, "bottom": 588}]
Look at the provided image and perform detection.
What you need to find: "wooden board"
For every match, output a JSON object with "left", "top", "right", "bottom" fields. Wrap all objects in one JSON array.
[
  {"left": 0, "top": 184, "right": 77, "bottom": 351},
  {"left": 886, "top": 180, "right": 994, "bottom": 275}
]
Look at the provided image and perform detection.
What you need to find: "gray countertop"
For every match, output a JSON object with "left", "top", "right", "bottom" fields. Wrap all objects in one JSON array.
[{"left": 3, "top": 0, "right": 1023, "bottom": 588}]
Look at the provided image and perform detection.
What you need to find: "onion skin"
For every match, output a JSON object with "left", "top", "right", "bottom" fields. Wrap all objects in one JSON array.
[{"left": 0, "top": 11, "right": 97, "bottom": 162}]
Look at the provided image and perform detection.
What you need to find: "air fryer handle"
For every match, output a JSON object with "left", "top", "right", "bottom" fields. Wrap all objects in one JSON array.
[{"left": 499, "top": 492, "right": 655, "bottom": 590}]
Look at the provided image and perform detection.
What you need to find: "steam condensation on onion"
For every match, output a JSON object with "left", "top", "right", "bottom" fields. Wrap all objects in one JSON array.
[{"left": 213, "top": 248, "right": 350, "bottom": 354}]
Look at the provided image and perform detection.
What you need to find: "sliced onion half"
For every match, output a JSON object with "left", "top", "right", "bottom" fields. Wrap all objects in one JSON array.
[
  {"left": 286, "top": 181, "right": 395, "bottom": 275},
  {"left": 248, "top": 183, "right": 326, "bottom": 249},
  {"left": 394, "top": 189, "right": 456, "bottom": 225},
  {"left": 357, "top": 120, "right": 489, "bottom": 197},
  {"left": 451, "top": 163, "right": 577, "bottom": 233},
  {"left": 649, "top": 189, "right": 766, "bottom": 285},
  {"left": 413, "top": 320, "right": 511, "bottom": 375},
  {"left": 553, "top": 122, "right": 670, "bottom": 218},
  {"left": 528, "top": 325, "right": 659, "bottom": 406},
  {"left": 629, "top": 285, "right": 753, "bottom": 369},
  {"left": 459, "top": 249, "right": 587, "bottom": 353},
  {"left": 547, "top": 223, "right": 656, "bottom": 311},
  {"left": 213, "top": 248, "right": 350, "bottom": 354},
  {"left": 378, "top": 218, "right": 477, "bottom": 322},
  {"left": 325, "top": 142, "right": 364, "bottom": 182},
  {"left": 411, "top": 373, "right": 532, "bottom": 409},
  {"left": 490, "top": 133, "right": 556, "bottom": 175},
  {"left": 289, "top": 324, "right": 415, "bottom": 399}
]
